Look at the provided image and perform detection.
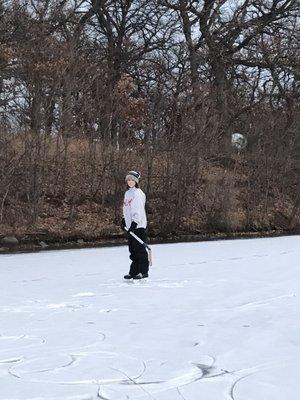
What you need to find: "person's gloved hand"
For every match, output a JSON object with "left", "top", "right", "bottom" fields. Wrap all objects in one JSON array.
[
  {"left": 121, "top": 218, "right": 126, "bottom": 231},
  {"left": 128, "top": 221, "right": 137, "bottom": 232}
]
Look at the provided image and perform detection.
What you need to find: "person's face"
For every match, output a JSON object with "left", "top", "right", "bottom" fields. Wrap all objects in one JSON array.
[{"left": 127, "top": 179, "right": 136, "bottom": 188}]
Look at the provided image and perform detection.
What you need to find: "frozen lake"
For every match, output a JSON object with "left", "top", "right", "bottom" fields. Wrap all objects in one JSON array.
[{"left": 0, "top": 235, "right": 299, "bottom": 400}]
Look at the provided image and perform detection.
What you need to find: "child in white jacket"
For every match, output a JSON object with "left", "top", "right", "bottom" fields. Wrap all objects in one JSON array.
[{"left": 122, "top": 171, "right": 149, "bottom": 279}]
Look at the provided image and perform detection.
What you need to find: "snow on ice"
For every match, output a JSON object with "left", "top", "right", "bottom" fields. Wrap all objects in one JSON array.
[{"left": 0, "top": 235, "right": 299, "bottom": 399}]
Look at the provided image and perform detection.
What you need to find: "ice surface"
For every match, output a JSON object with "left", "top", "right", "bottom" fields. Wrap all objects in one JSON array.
[{"left": 0, "top": 236, "right": 299, "bottom": 399}]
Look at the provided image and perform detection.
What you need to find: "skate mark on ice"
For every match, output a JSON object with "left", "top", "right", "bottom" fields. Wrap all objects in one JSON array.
[
  {"left": 0, "top": 334, "right": 46, "bottom": 353},
  {"left": 47, "top": 302, "right": 90, "bottom": 311},
  {"left": 155, "top": 281, "right": 189, "bottom": 288},
  {"left": 173, "top": 364, "right": 254, "bottom": 400},
  {"left": 72, "top": 292, "right": 96, "bottom": 298},
  {"left": 188, "top": 261, "right": 207, "bottom": 265},
  {"left": 124, "top": 279, "right": 189, "bottom": 288},
  {"left": 234, "top": 293, "right": 295, "bottom": 310},
  {"left": 191, "top": 357, "right": 233, "bottom": 381},
  {"left": 47, "top": 303, "right": 71, "bottom": 309},
  {"left": 122, "top": 379, "right": 164, "bottom": 385},
  {"left": 193, "top": 363, "right": 216, "bottom": 377},
  {"left": 97, "top": 388, "right": 110, "bottom": 400},
  {"left": 0, "top": 357, "right": 23, "bottom": 364},
  {"left": 0, "top": 305, "right": 36, "bottom": 314},
  {"left": 228, "top": 373, "right": 253, "bottom": 400},
  {"left": 177, "top": 387, "right": 188, "bottom": 400},
  {"left": 225, "top": 364, "right": 268, "bottom": 400},
  {"left": 8, "top": 354, "right": 77, "bottom": 378},
  {"left": 86, "top": 272, "right": 104, "bottom": 276},
  {"left": 8, "top": 367, "right": 21, "bottom": 378},
  {"left": 97, "top": 332, "right": 106, "bottom": 341},
  {"left": 122, "top": 355, "right": 223, "bottom": 396},
  {"left": 209, "top": 293, "right": 294, "bottom": 312},
  {"left": 167, "top": 263, "right": 187, "bottom": 267},
  {"left": 47, "top": 358, "right": 147, "bottom": 386},
  {"left": 0, "top": 334, "right": 26, "bottom": 340},
  {"left": 162, "top": 248, "right": 300, "bottom": 269},
  {"left": 111, "top": 364, "right": 158, "bottom": 400},
  {"left": 11, "top": 351, "right": 147, "bottom": 386},
  {"left": 120, "top": 365, "right": 204, "bottom": 395}
]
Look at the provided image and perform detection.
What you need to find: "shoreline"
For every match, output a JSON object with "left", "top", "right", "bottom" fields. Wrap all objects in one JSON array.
[{"left": 0, "top": 228, "right": 299, "bottom": 255}]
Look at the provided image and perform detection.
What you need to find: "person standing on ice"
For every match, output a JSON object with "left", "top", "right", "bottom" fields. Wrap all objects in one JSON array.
[{"left": 121, "top": 170, "right": 149, "bottom": 280}]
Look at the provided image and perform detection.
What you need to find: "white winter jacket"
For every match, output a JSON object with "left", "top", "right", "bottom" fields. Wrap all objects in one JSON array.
[{"left": 123, "top": 187, "right": 147, "bottom": 229}]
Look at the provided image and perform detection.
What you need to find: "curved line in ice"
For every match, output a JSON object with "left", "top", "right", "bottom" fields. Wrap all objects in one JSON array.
[
  {"left": 8, "top": 351, "right": 147, "bottom": 386},
  {"left": 0, "top": 334, "right": 46, "bottom": 354},
  {"left": 229, "top": 373, "right": 253, "bottom": 400},
  {"left": 207, "top": 293, "right": 295, "bottom": 312}
]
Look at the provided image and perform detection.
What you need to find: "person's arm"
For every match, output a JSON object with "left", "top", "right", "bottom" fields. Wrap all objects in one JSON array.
[
  {"left": 130, "top": 191, "right": 145, "bottom": 227},
  {"left": 122, "top": 192, "right": 128, "bottom": 230},
  {"left": 121, "top": 218, "right": 126, "bottom": 230},
  {"left": 128, "top": 220, "right": 137, "bottom": 232}
]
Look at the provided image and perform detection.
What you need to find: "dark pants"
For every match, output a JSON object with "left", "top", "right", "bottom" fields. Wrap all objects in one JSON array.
[{"left": 128, "top": 228, "right": 149, "bottom": 276}]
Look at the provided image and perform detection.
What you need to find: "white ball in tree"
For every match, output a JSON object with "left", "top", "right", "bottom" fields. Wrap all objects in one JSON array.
[{"left": 231, "top": 133, "right": 247, "bottom": 150}]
